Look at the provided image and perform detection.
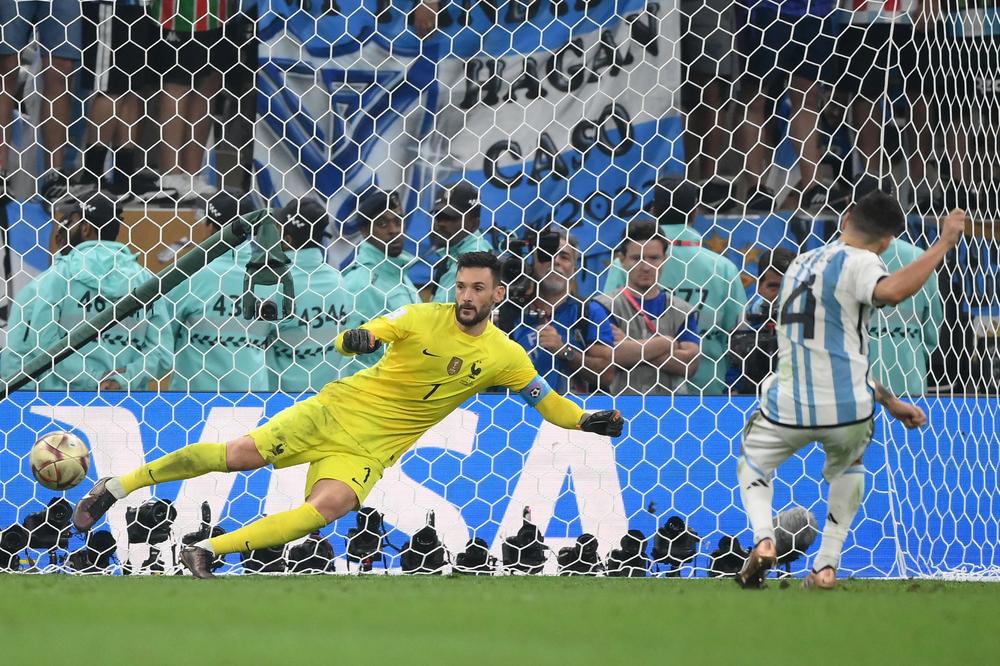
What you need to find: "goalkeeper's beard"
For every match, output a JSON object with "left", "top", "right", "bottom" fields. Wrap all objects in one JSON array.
[{"left": 455, "top": 301, "right": 492, "bottom": 327}]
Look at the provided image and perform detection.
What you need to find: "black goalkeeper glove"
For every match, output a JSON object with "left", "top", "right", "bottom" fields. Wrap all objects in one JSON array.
[
  {"left": 579, "top": 410, "right": 624, "bottom": 437},
  {"left": 342, "top": 328, "right": 381, "bottom": 354}
]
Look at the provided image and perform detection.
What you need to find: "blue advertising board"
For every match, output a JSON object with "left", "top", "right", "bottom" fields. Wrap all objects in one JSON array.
[{"left": 1, "top": 393, "right": 996, "bottom": 577}]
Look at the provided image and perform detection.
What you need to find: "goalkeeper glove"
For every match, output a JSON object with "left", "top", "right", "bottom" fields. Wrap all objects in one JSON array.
[
  {"left": 579, "top": 410, "right": 624, "bottom": 437},
  {"left": 342, "top": 329, "right": 381, "bottom": 354}
]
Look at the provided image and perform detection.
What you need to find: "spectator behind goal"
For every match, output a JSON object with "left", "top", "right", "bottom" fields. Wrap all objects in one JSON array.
[
  {"left": 166, "top": 190, "right": 276, "bottom": 392},
  {"left": 426, "top": 181, "right": 494, "bottom": 303},
  {"left": 340, "top": 188, "right": 420, "bottom": 376},
  {"left": 604, "top": 178, "right": 747, "bottom": 394},
  {"left": 267, "top": 198, "right": 351, "bottom": 392},
  {"left": 597, "top": 220, "right": 701, "bottom": 395},
  {"left": 511, "top": 232, "right": 617, "bottom": 393},
  {"left": 1, "top": 192, "right": 172, "bottom": 390}
]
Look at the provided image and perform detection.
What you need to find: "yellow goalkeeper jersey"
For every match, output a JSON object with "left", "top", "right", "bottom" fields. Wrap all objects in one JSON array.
[{"left": 316, "top": 303, "right": 538, "bottom": 465}]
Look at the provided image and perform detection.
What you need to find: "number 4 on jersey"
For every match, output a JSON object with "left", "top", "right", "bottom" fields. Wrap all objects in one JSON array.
[{"left": 780, "top": 274, "right": 817, "bottom": 339}]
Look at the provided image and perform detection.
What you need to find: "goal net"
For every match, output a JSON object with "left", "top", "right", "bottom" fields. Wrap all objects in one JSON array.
[{"left": 0, "top": 0, "right": 997, "bottom": 578}]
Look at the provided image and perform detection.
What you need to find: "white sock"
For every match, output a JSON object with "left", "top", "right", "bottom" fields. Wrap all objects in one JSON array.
[
  {"left": 738, "top": 455, "right": 775, "bottom": 545},
  {"left": 106, "top": 477, "right": 128, "bottom": 500},
  {"left": 814, "top": 465, "right": 866, "bottom": 571},
  {"left": 192, "top": 539, "right": 215, "bottom": 554}
]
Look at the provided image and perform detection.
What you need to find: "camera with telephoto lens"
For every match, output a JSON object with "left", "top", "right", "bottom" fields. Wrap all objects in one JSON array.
[
  {"left": 502, "top": 506, "right": 547, "bottom": 574},
  {"left": 126, "top": 498, "right": 177, "bottom": 545},
  {"left": 181, "top": 501, "right": 227, "bottom": 572},
  {"left": 241, "top": 546, "right": 285, "bottom": 573},
  {"left": 652, "top": 515, "right": 701, "bottom": 577},
  {"left": 287, "top": 531, "right": 335, "bottom": 574},
  {"left": 454, "top": 537, "right": 495, "bottom": 575},
  {"left": 0, "top": 525, "right": 29, "bottom": 570},
  {"left": 256, "top": 298, "right": 279, "bottom": 321},
  {"left": 496, "top": 229, "right": 563, "bottom": 331},
  {"left": 400, "top": 511, "right": 447, "bottom": 575},
  {"left": 708, "top": 535, "right": 749, "bottom": 578},
  {"left": 23, "top": 498, "right": 73, "bottom": 550},
  {"left": 557, "top": 533, "right": 603, "bottom": 576},
  {"left": 606, "top": 529, "right": 649, "bottom": 577},
  {"left": 68, "top": 530, "right": 117, "bottom": 573},
  {"left": 346, "top": 507, "right": 387, "bottom": 572}
]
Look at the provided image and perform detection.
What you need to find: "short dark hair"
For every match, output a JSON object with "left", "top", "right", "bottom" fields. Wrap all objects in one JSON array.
[
  {"left": 456, "top": 251, "right": 502, "bottom": 285},
  {"left": 618, "top": 218, "right": 668, "bottom": 255},
  {"left": 757, "top": 247, "right": 797, "bottom": 277},
  {"left": 850, "top": 191, "right": 905, "bottom": 239}
]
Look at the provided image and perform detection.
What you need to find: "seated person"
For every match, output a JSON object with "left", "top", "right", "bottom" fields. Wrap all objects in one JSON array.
[
  {"left": 267, "top": 198, "right": 351, "bottom": 392},
  {"left": 510, "top": 232, "right": 616, "bottom": 393},
  {"left": 597, "top": 220, "right": 700, "bottom": 394},
  {"left": 167, "top": 191, "right": 276, "bottom": 392},
  {"left": 340, "top": 188, "right": 420, "bottom": 374},
  {"left": 424, "top": 181, "right": 493, "bottom": 303},
  {"left": 2, "top": 192, "right": 171, "bottom": 390}
]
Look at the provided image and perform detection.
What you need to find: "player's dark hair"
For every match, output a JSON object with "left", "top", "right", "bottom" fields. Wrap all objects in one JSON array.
[
  {"left": 456, "top": 251, "right": 502, "bottom": 286},
  {"left": 618, "top": 218, "right": 668, "bottom": 255},
  {"left": 850, "top": 191, "right": 905, "bottom": 240},
  {"left": 757, "top": 247, "right": 797, "bottom": 277}
]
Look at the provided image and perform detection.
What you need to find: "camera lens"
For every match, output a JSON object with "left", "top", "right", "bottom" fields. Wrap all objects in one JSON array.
[{"left": 259, "top": 300, "right": 278, "bottom": 321}]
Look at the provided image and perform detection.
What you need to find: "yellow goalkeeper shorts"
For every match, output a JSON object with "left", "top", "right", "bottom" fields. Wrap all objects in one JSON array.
[{"left": 248, "top": 395, "right": 384, "bottom": 504}]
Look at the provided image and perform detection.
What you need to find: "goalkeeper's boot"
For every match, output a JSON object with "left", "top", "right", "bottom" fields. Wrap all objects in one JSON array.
[
  {"left": 72, "top": 477, "right": 118, "bottom": 533},
  {"left": 736, "top": 538, "right": 777, "bottom": 589},
  {"left": 802, "top": 566, "right": 837, "bottom": 590},
  {"left": 180, "top": 545, "right": 217, "bottom": 580}
]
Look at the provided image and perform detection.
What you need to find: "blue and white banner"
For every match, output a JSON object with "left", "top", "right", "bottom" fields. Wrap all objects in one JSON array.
[
  {"left": 2, "top": 393, "right": 997, "bottom": 577},
  {"left": 252, "top": 0, "right": 683, "bottom": 257}
]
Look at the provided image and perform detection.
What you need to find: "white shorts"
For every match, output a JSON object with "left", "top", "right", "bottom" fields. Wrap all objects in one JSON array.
[{"left": 741, "top": 412, "right": 874, "bottom": 482}]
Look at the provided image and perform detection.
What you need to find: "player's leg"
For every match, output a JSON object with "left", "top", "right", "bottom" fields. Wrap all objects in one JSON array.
[
  {"left": 736, "top": 412, "right": 804, "bottom": 588},
  {"left": 71, "top": 437, "right": 264, "bottom": 532},
  {"left": 805, "top": 420, "right": 874, "bottom": 589},
  {"left": 180, "top": 450, "right": 381, "bottom": 578},
  {"left": 180, "top": 479, "right": 358, "bottom": 578}
]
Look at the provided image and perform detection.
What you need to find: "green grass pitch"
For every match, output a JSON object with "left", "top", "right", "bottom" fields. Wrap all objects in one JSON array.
[{"left": 1, "top": 575, "right": 997, "bottom": 664}]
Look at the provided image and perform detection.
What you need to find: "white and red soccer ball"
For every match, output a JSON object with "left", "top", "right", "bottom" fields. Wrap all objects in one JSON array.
[{"left": 30, "top": 432, "right": 90, "bottom": 491}]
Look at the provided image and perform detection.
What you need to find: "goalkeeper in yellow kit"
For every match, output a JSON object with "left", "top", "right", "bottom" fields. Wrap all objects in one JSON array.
[{"left": 72, "top": 252, "right": 624, "bottom": 578}]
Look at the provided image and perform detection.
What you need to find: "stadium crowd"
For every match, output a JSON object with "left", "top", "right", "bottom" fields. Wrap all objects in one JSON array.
[{"left": 0, "top": 0, "right": 997, "bottom": 395}]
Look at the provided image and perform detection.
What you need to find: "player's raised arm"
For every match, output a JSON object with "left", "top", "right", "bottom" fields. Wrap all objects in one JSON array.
[{"left": 873, "top": 209, "right": 966, "bottom": 306}]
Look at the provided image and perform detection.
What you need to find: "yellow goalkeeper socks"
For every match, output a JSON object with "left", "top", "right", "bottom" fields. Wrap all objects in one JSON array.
[
  {"left": 207, "top": 503, "right": 327, "bottom": 555},
  {"left": 118, "top": 441, "right": 229, "bottom": 495}
]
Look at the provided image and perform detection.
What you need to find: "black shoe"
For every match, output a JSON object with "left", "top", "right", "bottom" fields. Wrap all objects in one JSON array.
[
  {"left": 180, "top": 545, "right": 217, "bottom": 579},
  {"left": 72, "top": 477, "right": 118, "bottom": 533},
  {"left": 744, "top": 185, "right": 777, "bottom": 213},
  {"left": 700, "top": 177, "right": 738, "bottom": 212},
  {"left": 798, "top": 184, "right": 829, "bottom": 213}
]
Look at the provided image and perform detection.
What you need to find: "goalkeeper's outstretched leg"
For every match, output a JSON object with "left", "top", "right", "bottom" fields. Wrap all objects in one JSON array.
[
  {"left": 73, "top": 434, "right": 359, "bottom": 578},
  {"left": 180, "top": 478, "right": 356, "bottom": 579},
  {"left": 72, "top": 436, "right": 269, "bottom": 532}
]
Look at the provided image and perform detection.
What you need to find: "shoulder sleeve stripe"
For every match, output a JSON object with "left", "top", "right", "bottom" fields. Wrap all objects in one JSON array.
[{"left": 518, "top": 375, "right": 552, "bottom": 407}]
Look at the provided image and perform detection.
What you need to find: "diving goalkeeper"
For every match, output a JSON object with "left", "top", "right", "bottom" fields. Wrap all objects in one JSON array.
[{"left": 72, "top": 252, "right": 624, "bottom": 578}]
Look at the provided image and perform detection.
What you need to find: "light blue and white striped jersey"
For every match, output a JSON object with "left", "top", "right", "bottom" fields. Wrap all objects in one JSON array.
[{"left": 759, "top": 241, "right": 889, "bottom": 427}]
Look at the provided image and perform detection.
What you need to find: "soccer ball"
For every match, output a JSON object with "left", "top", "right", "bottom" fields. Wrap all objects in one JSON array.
[{"left": 30, "top": 432, "right": 90, "bottom": 491}]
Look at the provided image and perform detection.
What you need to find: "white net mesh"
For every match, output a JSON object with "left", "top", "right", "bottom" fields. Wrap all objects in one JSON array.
[{"left": 0, "top": 0, "right": 997, "bottom": 577}]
